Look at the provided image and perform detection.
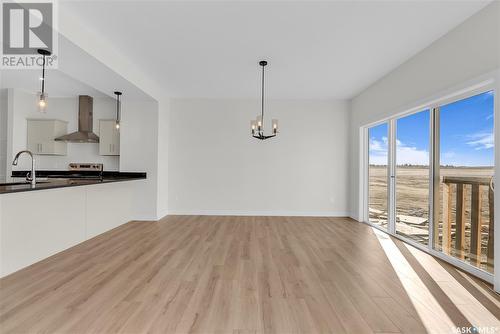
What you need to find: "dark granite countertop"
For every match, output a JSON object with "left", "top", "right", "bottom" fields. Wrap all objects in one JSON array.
[{"left": 1, "top": 171, "right": 146, "bottom": 194}]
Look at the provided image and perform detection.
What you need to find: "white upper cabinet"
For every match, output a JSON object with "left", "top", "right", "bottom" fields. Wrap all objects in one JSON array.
[
  {"left": 99, "top": 120, "right": 120, "bottom": 156},
  {"left": 27, "top": 119, "right": 67, "bottom": 155}
]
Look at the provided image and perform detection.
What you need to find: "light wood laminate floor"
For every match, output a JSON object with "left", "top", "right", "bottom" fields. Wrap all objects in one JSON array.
[{"left": 1, "top": 216, "right": 500, "bottom": 333}]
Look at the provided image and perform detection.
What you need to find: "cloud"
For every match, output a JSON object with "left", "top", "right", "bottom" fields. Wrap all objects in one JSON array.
[
  {"left": 466, "top": 132, "right": 493, "bottom": 150},
  {"left": 369, "top": 136, "right": 387, "bottom": 151},
  {"left": 396, "top": 141, "right": 428, "bottom": 165},
  {"left": 369, "top": 137, "right": 388, "bottom": 165},
  {"left": 369, "top": 137, "right": 429, "bottom": 165}
]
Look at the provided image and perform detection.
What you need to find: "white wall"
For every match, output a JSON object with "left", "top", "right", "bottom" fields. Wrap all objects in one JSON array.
[
  {"left": 349, "top": 2, "right": 500, "bottom": 220},
  {"left": 168, "top": 99, "right": 349, "bottom": 216},
  {"left": 7, "top": 89, "right": 119, "bottom": 173},
  {"left": 0, "top": 89, "right": 7, "bottom": 182},
  {"left": 156, "top": 99, "right": 170, "bottom": 219},
  {"left": 119, "top": 98, "right": 159, "bottom": 220}
]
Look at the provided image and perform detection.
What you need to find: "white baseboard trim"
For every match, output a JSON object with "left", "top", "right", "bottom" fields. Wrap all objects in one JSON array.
[
  {"left": 166, "top": 210, "right": 351, "bottom": 217},
  {"left": 131, "top": 216, "right": 159, "bottom": 222},
  {"left": 349, "top": 213, "right": 360, "bottom": 221},
  {"left": 156, "top": 208, "right": 169, "bottom": 221}
]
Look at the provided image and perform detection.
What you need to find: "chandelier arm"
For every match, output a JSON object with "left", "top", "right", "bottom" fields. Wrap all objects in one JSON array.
[{"left": 252, "top": 133, "right": 276, "bottom": 140}]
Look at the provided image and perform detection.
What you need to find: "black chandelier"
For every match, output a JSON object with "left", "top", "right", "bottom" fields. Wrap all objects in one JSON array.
[{"left": 250, "top": 60, "right": 278, "bottom": 140}]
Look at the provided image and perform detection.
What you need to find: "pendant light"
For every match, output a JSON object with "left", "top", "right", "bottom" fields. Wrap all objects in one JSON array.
[
  {"left": 114, "top": 91, "right": 122, "bottom": 129},
  {"left": 251, "top": 60, "right": 278, "bottom": 140},
  {"left": 37, "top": 49, "right": 51, "bottom": 113}
]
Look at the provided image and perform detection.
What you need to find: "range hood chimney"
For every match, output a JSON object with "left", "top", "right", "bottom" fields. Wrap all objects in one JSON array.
[{"left": 55, "top": 95, "right": 99, "bottom": 143}]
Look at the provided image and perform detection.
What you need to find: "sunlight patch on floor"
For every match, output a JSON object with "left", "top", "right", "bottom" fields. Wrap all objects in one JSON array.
[
  {"left": 404, "top": 244, "right": 500, "bottom": 328},
  {"left": 372, "top": 227, "right": 456, "bottom": 333},
  {"left": 458, "top": 271, "right": 500, "bottom": 308}
]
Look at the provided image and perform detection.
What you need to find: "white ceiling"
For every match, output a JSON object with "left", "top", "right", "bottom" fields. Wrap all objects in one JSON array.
[
  {"left": 1, "top": 35, "right": 156, "bottom": 101},
  {"left": 62, "top": 1, "right": 491, "bottom": 99},
  {"left": 1, "top": 69, "right": 108, "bottom": 98}
]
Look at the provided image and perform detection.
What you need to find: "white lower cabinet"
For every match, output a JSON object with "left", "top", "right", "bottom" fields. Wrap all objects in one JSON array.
[
  {"left": 0, "top": 181, "right": 140, "bottom": 277},
  {"left": 27, "top": 119, "right": 67, "bottom": 155},
  {"left": 99, "top": 120, "right": 120, "bottom": 156}
]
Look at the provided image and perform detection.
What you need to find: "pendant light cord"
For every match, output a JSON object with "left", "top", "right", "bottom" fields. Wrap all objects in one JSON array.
[
  {"left": 261, "top": 64, "right": 265, "bottom": 129},
  {"left": 116, "top": 94, "right": 120, "bottom": 121},
  {"left": 114, "top": 92, "right": 122, "bottom": 124},
  {"left": 41, "top": 55, "right": 45, "bottom": 94}
]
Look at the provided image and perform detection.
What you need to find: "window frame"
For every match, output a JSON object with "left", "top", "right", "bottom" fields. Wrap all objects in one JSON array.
[{"left": 361, "top": 74, "right": 497, "bottom": 284}]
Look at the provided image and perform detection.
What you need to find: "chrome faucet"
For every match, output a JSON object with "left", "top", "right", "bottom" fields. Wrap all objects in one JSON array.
[{"left": 12, "top": 150, "right": 36, "bottom": 186}]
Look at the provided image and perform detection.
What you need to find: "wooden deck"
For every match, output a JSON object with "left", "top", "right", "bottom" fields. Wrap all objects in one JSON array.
[
  {"left": 369, "top": 175, "right": 494, "bottom": 273},
  {"left": 441, "top": 176, "right": 494, "bottom": 270},
  {"left": 1, "top": 216, "right": 499, "bottom": 333}
]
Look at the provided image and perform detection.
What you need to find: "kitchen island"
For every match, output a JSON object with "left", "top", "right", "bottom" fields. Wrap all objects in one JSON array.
[
  {"left": 2, "top": 171, "right": 146, "bottom": 194},
  {"left": 0, "top": 171, "right": 147, "bottom": 277}
]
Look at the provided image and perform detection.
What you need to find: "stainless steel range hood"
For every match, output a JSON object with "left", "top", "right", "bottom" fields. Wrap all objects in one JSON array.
[{"left": 55, "top": 95, "right": 99, "bottom": 143}]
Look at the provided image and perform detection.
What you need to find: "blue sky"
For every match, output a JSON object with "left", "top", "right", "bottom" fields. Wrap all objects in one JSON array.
[{"left": 369, "top": 91, "right": 494, "bottom": 167}]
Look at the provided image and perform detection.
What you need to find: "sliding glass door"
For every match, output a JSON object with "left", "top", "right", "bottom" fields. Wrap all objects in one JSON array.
[
  {"left": 395, "top": 110, "right": 430, "bottom": 245},
  {"left": 434, "top": 91, "right": 495, "bottom": 273},
  {"left": 366, "top": 89, "right": 495, "bottom": 275},
  {"left": 368, "top": 123, "right": 389, "bottom": 230}
]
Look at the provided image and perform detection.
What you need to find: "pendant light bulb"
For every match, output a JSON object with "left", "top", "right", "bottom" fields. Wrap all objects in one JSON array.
[
  {"left": 36, "top": 49, "right": 51, "bottom": 113},
  {"left": 37, "top": 92, "right": 48, "bottom": 113}
]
